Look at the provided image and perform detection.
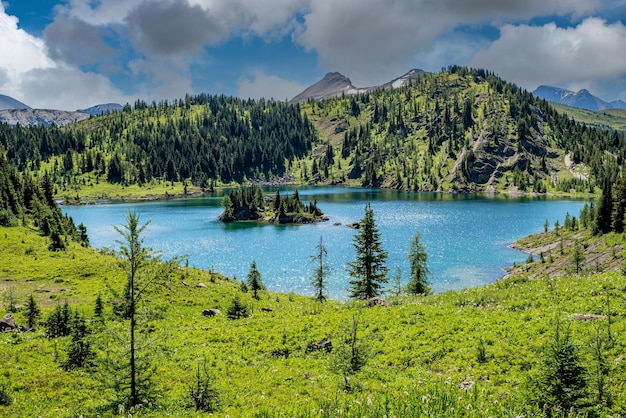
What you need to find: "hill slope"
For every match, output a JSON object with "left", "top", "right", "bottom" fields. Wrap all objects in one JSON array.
[{"left": 0, "top": 67, "right": 625, "bottom": 198}]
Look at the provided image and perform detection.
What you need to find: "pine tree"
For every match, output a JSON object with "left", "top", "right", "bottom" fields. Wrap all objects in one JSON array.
[
  {"left": 595, "top": 179, "right": 613, "bottom": 235},
  {"left": 310, "top": 236, "right": 329, "bottom": 303},
  {"left": 63, "top": 311, "right": 94, "bottom": 370},
  {"left": 529, "top": 317, "right": 588, "bottom": 416},
  {"left": 347, "top": 203, "right": 388, "bottom": 299},
  {"left": 247, "top": 261, "right": 264, "bottom": 300},
  {"left": 94, "top": 294, "right": 104, "bottom": 318},
  {"left": 25, "top": 294, "right": 40, "bottom": 330},
  {"left": 406, "top": 232, "right": 431, "bottom": 295},
  {"left": 226, "top": 295, "right": 248, "bottom": 320}
]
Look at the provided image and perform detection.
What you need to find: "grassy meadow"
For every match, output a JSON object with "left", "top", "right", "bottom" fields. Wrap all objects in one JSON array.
[{"left": 1, "top": 221, "right": 626, "bottom": 416}]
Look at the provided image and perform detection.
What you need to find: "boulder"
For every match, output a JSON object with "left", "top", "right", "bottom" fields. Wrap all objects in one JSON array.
[
  {"left": 570, "top": 313, "right": 605, "bottom": 321},
  {"left": 261, "top": 307, "right": 273, "bottom": 312},
  {"left": 367, "top": 297, "right": 389, "bottom": 307},
  {"left": 202, "top": 308, "right": 221, "bottom": 317},
  {"left": 195, "top": 283, "right": 207, "bottom": 288},
  {"left": 459, "top": 380, "right": 474, "bottom": 391},
  {"left": 306, "top": 337, "right": 333, "bottom": 353},
  {"left": 0, "top": 314, "right": 19, "bottom": 331}
]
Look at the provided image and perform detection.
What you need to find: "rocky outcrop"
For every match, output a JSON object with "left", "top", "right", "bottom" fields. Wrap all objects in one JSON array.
[{"left": 0, "top": 314, "right": 20, "bottom": 332}]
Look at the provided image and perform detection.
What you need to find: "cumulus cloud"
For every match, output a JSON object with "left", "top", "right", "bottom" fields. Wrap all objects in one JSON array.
[
  {"left": 468, "top": 18, "right": 626, "bottom": 90},
  {"left": 125, "top": 0, "right": 226, "bottom": 57},
  {"left": 237, "top": 71, "right": 308, "bottom": 101},
  {"left": 44, "top": 16, "right": 116, "bottom": 67},
  {"left": 17, "top": 67, "right": 133, "bottom": 110},
  {"left": 295, "top": 0, "right": 603, "bottom": 86}
]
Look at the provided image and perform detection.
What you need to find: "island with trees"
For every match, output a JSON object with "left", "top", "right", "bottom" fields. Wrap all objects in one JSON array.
[{"left": 218, "top": 185, "right": 327, "bottom": 224}]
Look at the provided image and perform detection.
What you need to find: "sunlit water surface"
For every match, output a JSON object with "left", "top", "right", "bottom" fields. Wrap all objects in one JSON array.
[{"left": 62, "top": 187, "right": 586, "bottom": 300}]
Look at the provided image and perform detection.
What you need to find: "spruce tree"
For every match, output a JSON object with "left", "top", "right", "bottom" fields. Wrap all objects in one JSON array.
[
  {"left": 594, "top": 179, "right": 613, "bottom": 235},
  {"left": 25, "top": 294, "right": 40, "bottom": 330},
  {"left": 247, "top": 261, "right": 264, "bottom": 300},
  {"left": 406, "top": 232, "right": 431, "bottom": 295},
  {"left": 347, "top": 203, "right": 388, "bottom": 299},
  {"left": 529, "top": 317, "right": 588, "bottom": 416}
]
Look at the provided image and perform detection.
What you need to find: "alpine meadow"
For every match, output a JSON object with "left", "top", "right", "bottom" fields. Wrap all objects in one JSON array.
[{"left": 4, "top": 66, "right": 626, "bottom": 417}]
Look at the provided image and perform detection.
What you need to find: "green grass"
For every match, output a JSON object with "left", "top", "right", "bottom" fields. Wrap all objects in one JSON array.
[
  {"left": 1, "top": 224, "right": 626, "bottom": 416},
  {"left": 551, "top": 103, "right": 626, "bottom": 133}
]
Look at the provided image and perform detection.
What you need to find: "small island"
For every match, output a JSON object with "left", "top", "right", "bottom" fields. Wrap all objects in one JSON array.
[{"left": 219, "top": 185, "right": 328, "bottom": 224}]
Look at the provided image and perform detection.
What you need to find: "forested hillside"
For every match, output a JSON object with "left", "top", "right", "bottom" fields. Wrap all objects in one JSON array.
[
  {"left": 302, "top": 66, "right": 625, "bottom": 193},
  {"left": 0, "top": 67, "right": 624, "bottom": 197},
  {"left": 0, "top": 145, "right": 85, "bottom": 249}
]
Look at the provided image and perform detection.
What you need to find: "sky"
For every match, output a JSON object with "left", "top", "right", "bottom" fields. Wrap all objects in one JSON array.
[{"left": 1, "top": 0, "right": 626, "bottom": 110}]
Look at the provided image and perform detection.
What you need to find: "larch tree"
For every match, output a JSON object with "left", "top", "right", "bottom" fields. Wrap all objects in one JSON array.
[
  {"left": 406, "top": 232, "right": 431, "bottom": 295},
  {"left": 310, "top": 236, "right": 329, "bottom": 303},
  {"left": 106, "top": 210, "right": 177, "bottom": 409},
  {"left": 347, "top": 203, "right": 388, "bottom": 299}
]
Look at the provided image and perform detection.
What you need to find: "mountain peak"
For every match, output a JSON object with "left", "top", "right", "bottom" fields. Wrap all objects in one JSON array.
[
  {"left": 290, "top": 69, "right": 430, "bottom": 103},
  {"left": 0, "top": 94, "right": 31, "bottom": 110},
  {"left": 533, "top": 85, "right": 613, "bottom": 111}
]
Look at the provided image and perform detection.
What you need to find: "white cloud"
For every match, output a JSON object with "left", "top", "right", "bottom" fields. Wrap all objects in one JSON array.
[
  {"left": 237, "top": 71, "right": 308, "bottom": 101},
  {"left": 469, "top": 18, "right": 626, "bottom": 91},
  {"left": 0, "top": 3, "right": 131, "bottom": 110},
  {"left": 18, "top": 67, "right": 134, "bottom": 110},
  {"left": 294, "top": 0, "right": 603, "bottom": 87},
  {"left": 0, "top": 3, "right": 54, "bottom": 92}
]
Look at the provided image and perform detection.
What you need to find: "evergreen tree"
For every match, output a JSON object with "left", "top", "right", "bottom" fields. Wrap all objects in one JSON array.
[
  {"left": 347, "top": 203, "right": 388, "bottom": 299},
  {"left": 63, "top": 311, "right": 94, "bottom": 370},
  {"left": 595, "top": 179, "right": 613, "bottom": 235},
  {"left": 226, "top": 295, "right": 248, "bottom": 320},
  {"left": 25, "top": 294, "right": 40, "bottom": 330},
  {"left": 94, "top": 294, "right": 104, "bottom": 318},
  {"left": 612, "top": 172, "right": 626, "bottom": 233},
  {"left": 106, "top": 210, "right": 176, "bottom": 409},
  {"left": 247, "top": 261, "right": 264, "bottom": 300},
  {"left": 329, "top": 316, "right": 368, "bottom": 392},
  {"left": 571, "top": 240, "right": 584, "bottom": 274},
  {"left": 310, "top": 236, "right": 329, "bottom": 303},
  {"left": 529, "top": 318, "right": 588, "bottom": 416},
  {"left": 406, "top": 232, "right": 431, "bottom": 295}
]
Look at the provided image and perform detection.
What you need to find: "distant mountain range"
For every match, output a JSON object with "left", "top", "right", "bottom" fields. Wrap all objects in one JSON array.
[
  {"left": 0, "top": 95, "right": 122, "bottom": 126},
  {"left": 533, "top": 85, "right": 626, "bottom": 111},
  {"left": 77, "top": 103, "right": 124, "bottom": 115},
  {"left": 290, "top": 69, "right": 429, "bottom": 103}
]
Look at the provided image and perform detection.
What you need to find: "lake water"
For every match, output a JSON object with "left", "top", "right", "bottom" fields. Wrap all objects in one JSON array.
[{"left": 62, "top": 187, "right": 587, "bottom": 300}]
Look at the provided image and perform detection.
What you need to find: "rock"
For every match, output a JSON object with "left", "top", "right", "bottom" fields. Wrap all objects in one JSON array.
[
  {"left": 261, "top": 307, "right": 273, "bottom": 312},
  {"left": 346, "top": 222, "right": 360, "bottom": 229},
  {"left": 459, "top": 381, "right": 474, "bottom": 391},
  {"left": 306, "top": 337, "right": 333, "bottom": 353},
  {"left": 181, "top": 281, "right": 189, "bottom": 286},
  {"left": 0, "top": 314, "right": 19, "bottom": 331},
  {"left": 195, "top": 283, "right": 207, "bottom": 288},
  {"left": 202, "top": 309, "right": 221, "bottom": 317},
  {"left": 367, "top": 297, "right": 389, "bottom": 307}
]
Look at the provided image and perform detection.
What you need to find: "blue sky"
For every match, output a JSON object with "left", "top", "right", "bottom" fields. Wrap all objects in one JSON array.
[{"left": 1, "top": 0, "right": 626, "bottom": 110}]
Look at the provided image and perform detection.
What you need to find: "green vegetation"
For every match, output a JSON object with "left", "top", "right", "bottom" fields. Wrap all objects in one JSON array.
[
  {"left": 219, "top": 185, "right": 325, "bottom": 223},
  {"left": 3, "top": 216, "right": 626, "bottom": 416},
  {"left": 2, "top": 67, "right": 626, "bottom": 200},
  {"left": 347, "top": 204, "right": 388, "bottom": 299}
]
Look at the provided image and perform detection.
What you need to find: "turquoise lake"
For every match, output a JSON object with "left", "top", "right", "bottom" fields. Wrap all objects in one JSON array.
[{"left": 62, "top": 187, "right": 587, "bottom": 300}]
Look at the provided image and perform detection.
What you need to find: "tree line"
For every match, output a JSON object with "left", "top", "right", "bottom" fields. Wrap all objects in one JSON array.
[{"left": 0, "top": 146, "right": 87, "bottom": 249}]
